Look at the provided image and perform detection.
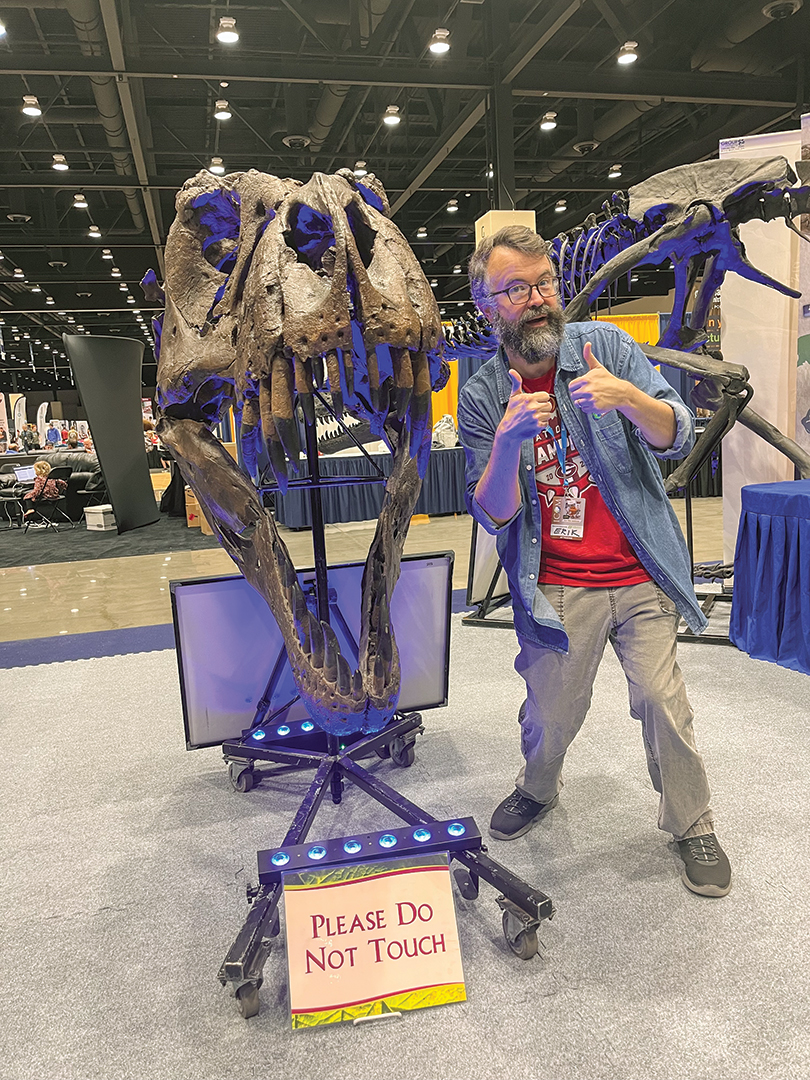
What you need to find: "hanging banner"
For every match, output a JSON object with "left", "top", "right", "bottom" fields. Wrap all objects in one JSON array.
[
  {"left": 283, "top": 852, "right": 465, "bottom": 1029},
  {"left": 797, "top": 111, "right": 810, "bottom": 455},
  {"left": 13, "top": 395, "right": 27, "bottom": 436},
  {"left": 36, "top": 402, "right": 49, "bottom": 448}
]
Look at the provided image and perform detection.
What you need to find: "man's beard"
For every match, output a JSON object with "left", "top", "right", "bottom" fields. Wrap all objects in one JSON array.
[{"left": 490, "top": 303, "right": 566, "bottom": 366}]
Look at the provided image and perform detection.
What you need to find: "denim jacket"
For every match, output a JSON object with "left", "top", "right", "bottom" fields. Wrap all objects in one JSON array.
[{"left": 457, "top": 321, "right": 707, "bottom": 649}]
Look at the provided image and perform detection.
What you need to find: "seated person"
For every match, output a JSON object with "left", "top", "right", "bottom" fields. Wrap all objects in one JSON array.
[
  {"left": 65, "top": 430, "right": 85, "bottom": 451},
  {"left": 22, "top": 461, "right": 67, "bottom": 520}
]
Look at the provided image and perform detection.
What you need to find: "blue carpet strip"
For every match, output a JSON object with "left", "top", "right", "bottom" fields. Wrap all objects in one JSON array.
[{"left": 0, "top": 590, "right": 474, "bottom": 668}]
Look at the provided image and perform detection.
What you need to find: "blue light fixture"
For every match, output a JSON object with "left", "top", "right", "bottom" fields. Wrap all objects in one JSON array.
[
  {"left": 258, "top": 816, "right": 481, "bottom": 884},
  {"left": 251, "top": 729, "right": 266, "bottom": 741},
  {"left": 301, "top": 721, "right": 315, "bottom": 733},
  {"left": 276, "top": 725, "right": 291, "bottom": 737}
]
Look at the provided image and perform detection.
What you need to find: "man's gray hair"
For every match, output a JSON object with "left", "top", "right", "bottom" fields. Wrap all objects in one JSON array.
[{"left": 467, "top": 226, "right": 550, "bottom": 307}]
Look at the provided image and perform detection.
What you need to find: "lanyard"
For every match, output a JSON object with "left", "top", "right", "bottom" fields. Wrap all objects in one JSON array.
[{"left": 542, "top": 422, "right": 569, "bottom": 491}]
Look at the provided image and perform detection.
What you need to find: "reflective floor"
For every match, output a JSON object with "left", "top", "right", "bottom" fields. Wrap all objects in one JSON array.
[{"left": 0, "top": 498, "right": 724, "bottom": 643}]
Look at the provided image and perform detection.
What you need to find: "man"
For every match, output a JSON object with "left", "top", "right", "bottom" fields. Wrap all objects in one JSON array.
[
  {"left": 457, "top": 226, "right": 730, "bottom": 898},
  {"left": 45, "top": 421, "right": 61, "bottom": 448}
]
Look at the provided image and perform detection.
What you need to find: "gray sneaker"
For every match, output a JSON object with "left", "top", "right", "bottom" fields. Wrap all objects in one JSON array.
[
  {"left": 489, "top": 789, "right": 558, "bottom": 840},
  {"left": 677, "top": 833, "right": 732, "bottom": 897}
]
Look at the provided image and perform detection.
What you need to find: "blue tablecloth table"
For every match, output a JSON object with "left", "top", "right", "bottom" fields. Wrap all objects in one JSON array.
[
  {"left": 729, "top": 480, "right": 810, "bottom": 676},
  {"left": 273, "top": 446, "right": 466, "bottom": 528}
]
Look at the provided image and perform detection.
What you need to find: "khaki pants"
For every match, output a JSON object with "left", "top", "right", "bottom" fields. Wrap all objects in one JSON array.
[{"left": 514, "top": 580, "right": 714, "bottom": 841}]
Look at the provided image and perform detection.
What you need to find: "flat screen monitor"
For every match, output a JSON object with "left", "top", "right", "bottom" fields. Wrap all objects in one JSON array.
[
  {"left": 171, "top": 550, "right": 454, "bottom": 749},
  {"left": 14, "top": 465, "right": 35, "bottom": 482}
]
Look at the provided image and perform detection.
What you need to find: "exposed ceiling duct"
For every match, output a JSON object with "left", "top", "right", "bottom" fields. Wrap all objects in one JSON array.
[
  {"left": 691, "top": 0, "right": 803, "bottom": 72},
  {"left": 62, "top": 0, "right": 147, "bottom": 234}
]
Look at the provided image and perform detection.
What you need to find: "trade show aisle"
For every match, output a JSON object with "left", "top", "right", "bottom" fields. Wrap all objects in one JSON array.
[
  {"left": 0, "top": 616, "right": 806, "bottom": 1080},
  {"left": 0, "top": 502, "right": 724, "bottom": 644}
]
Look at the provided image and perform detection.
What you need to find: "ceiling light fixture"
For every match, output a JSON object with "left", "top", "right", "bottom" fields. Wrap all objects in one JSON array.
[
  {"left": 52, "top": 153, "right": 69, "bottom": 171},
  {"left": 30, "top": 284, "right": 41, "bottom": 293},
  {"left": 73, "top": 193, "right": 88, "bottom": 209},
  {"left": 383, "top": 105, "right": 401, "bottom": 126},
  {"left": 617, "top": 40, "right": 638, "bottom": 64},
  {"left": 22, "top": 95, "right": 41, "bottom": 117},
  {"left": 540, "top": 111, "right": 557, "bottom": 131},
  {"left": 119, "top": 283, "right": 128, "bottom": 291},
  {"left": 13, "top": 268, "right": 24, "bottom": 279},
  {"left": 111, "top": 266, "right": 121, "bottom": 277},
  {"left": 46, "top": 296, "right": 54, "bottom": 305},
  {"left": 127, "top": 295, "right": 135, "bottom": 303},
  {"left": 353, "top": 160, "right": 368, "bottom": 177},
  {"left": 88, "top": 225, "right": 101, "bottom": 237},
  {"left": 555, "top": 199, "right": 567, "bottom": 212},
  {"left": 209, "top": 156, "right": 225, "bottom": 175},
  {"left": 214, "top": 99, "right": 232, "bottom": 120},
  {"left": 453, "top": 264, "right": 462, "bottom": 274},
  {"left": 101, "top": 248, "right": 113, "bottom": 260},
  {"left": 608, "top": 163, "right": 622, "bottom": 179},
  {"left": 430, "top": 279, "right": 438, "bottom": 288},
  {"left": 416, "top": 226, "right": 427, "bottom": 238},
  {"left": 216, "top": 15, "right": 239, "bottom": 43},
  {"left": 428, "top": 27, "right": 451, "bottom": 54},
  {"left": 447, "top": 199, "right": 459, "bottom": 213}
]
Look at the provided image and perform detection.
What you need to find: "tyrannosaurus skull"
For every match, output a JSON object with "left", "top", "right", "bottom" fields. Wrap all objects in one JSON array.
[{"left": 152, "top": 168, "right": 445, "bottom": 734}]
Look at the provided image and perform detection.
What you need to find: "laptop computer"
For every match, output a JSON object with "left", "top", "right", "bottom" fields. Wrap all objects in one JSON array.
[{"left": 13, "top": 465, "right": 36, "bottom": 483}]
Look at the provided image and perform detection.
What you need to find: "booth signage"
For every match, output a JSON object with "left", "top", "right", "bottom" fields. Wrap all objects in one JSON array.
[{"left": 283, "top": 852, "right": 465, "bottom": 1028}]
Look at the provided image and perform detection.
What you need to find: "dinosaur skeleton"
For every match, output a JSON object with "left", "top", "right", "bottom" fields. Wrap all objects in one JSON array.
[
  {"left": 151, "top": 169, "right": 444, "bottom": 735},
  {"left": 445, "top": 155, "right": 810, "bottom": 487}
]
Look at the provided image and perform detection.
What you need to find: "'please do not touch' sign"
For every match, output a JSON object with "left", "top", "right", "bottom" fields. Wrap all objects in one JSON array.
[{"left": 283, "top": 852, "right": 466, "bottom": 1028}]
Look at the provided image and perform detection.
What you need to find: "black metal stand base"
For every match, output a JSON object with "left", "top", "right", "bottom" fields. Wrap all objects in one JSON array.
[{"left": 218, "top": 721, "right": 555, "bottom": 1018}]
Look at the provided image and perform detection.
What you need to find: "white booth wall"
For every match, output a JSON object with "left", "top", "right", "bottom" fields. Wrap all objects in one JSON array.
[{"left": 718, "top": 128, "right": 802, "bottom": 564}]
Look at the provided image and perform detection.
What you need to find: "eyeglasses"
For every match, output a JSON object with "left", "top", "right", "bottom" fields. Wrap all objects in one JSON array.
[{"left": 489, "top": 276, "right": 558, "bottom": 305}]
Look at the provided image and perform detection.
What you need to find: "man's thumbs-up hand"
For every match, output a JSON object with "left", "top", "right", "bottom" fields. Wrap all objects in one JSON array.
[
  {"left": 569, "top": 341, "right": 629, "bottom": 415},
  {"left": 496, "top": 368, "right": 554, "bottom": 446}
]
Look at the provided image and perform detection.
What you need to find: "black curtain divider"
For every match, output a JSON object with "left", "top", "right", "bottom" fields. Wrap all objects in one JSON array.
[{"left": 63, "top": 334, "right": 159, "bottom": 533}]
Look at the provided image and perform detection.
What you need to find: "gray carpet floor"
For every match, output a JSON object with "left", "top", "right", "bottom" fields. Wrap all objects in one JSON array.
[{"left": 1, "top": 618, "right": 808, "bottom": 1080}]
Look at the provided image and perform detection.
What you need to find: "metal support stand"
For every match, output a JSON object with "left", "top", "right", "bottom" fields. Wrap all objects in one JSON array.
[
  {"left": 217, "top": 400, "right": 555, "bottom": 1018},
  {"left": 677, "top": 473, "right": 736, "bottom": 647}
]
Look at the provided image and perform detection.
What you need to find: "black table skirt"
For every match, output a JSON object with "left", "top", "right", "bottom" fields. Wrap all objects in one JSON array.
[{"left": 274, "top": 446, "right": 466, "bottom": 528}]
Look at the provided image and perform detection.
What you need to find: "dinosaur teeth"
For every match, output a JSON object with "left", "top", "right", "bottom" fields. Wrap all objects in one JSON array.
[
  {"left": 322, "top": 620, "right": 339, "bottom": 683},
  {"left": 310, "top": 620, "right": 324, "bottom": 669},
  {"left": 351, "top": 670, "right": 364, "bottom": 700},
  {"left": 373, "top": 654, "right": 385, "bottom": 697},
  {"left": 336, "top": 653, "right": 352, "bottom": 695},
  {"left": 294, "top": 356, "right": 316, "bottom": 425}
]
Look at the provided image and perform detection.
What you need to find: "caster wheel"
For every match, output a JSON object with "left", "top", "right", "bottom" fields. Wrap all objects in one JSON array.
[
  {"left": 502, "top": 910, "right": 539, "bottom": 960},
  {"left": 229, "top": 764, "right": 255, "bottom": 793},
  {"left": 235, "top": 982, "right": 260, "bottom": 1018},
  {"left": 375, "top": 743, "right": 391, "bottom": 759},
  {"left": 391, "top": 737, "right": 415, "bottom": 768},
  {"left": 453, "top": 867, "right": 479, "bottom": 901}
]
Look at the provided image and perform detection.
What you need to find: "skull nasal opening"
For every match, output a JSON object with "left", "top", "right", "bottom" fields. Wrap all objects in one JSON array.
[{"left": 285, "top": 204, "right": 336, "bottom": 271}]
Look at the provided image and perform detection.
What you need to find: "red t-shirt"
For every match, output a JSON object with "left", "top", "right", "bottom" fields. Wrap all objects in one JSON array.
[{"left": 524, "top": 366, "right": 650, "bottom": 588}]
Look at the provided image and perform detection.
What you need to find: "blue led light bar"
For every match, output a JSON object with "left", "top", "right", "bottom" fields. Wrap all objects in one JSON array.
[{"left": 257, "top": 816, "right": 481, "bottom": 884}]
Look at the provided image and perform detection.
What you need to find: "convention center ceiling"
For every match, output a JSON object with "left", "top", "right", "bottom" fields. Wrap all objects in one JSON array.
[{"left": 0, "top": 0, "right": 806, "bottom": 391}]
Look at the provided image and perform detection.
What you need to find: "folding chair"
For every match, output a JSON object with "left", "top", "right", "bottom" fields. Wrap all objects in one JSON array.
[{"left": 22, "top": 467, "right": 74, "bottom": 532}]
